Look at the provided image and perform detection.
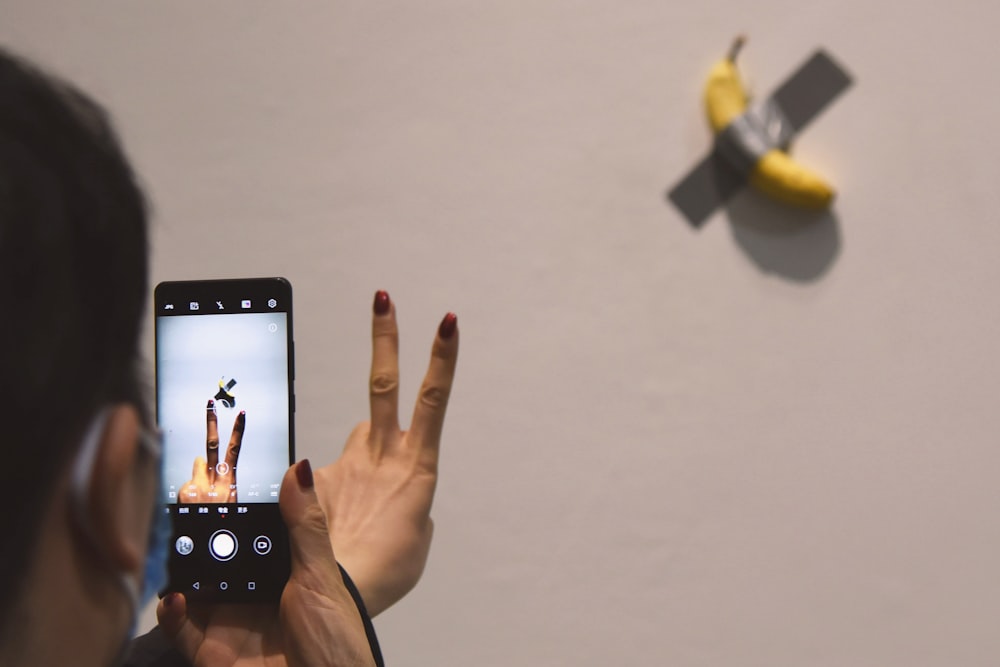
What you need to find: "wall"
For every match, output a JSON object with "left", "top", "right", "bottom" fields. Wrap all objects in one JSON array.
[{"left": 4, "top": 1, "right": 1000, "bottom": 664}]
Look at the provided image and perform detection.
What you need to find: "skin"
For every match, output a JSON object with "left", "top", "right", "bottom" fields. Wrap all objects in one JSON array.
[
  {"left": 316, "top": 294, "right": 459, "bottom": 616},
  {"left": 156, "top": 293, "right": 460, "bottom": 663},
  {"left": 4, "top": 294, "right": 458, "bottom": 667},
  {"left": 174, "top": 292, "right": 459, "bottom": 616},
  {"left": 158, "top": 462, "right": 376, "bottom": 667},
  {"left": 179, "top": 400, "right": 244, "bottom": 504}
]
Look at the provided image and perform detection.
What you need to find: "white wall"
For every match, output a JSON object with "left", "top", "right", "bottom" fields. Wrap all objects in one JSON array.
[{"left": 5, "top": 1, "right": 1000, "bottom": 664}]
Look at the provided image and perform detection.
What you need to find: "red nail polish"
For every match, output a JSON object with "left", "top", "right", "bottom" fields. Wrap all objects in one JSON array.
[
  {"left": 373, "top": 290, "right": 390, "bottom": 316},
  {"left": 295, "top": 459, "right": 314, "bottom": 489},
  {"left": 207, "top": 399, "right": 214, "bottom": 408},
  {"left": 438, "top": 312, "right": 457, "bottom": 339}
]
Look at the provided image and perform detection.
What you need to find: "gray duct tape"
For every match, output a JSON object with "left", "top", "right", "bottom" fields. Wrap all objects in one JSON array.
[
  {"left": 668, "top": 50, "right": 852, "bottom": 228},
  {"left": 715, "top": 113, "right": 770, "bottom": 175},
  {"left": 714, "top": 98, "right": 794, "bottom": 175}
]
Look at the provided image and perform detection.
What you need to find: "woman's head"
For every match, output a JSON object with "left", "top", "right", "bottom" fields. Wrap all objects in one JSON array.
[{"left": 0, "top": 48, "right": 152, "bottom": 657}]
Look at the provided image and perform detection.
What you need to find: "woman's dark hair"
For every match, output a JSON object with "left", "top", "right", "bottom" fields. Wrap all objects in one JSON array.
[{"left": 0, "top": 48, "right": 150, "bottom": 634}]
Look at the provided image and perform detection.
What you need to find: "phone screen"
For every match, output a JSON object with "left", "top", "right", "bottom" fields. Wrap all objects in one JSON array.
[{"left": 155, "top": 277, "right": 294, "bottom": 602}]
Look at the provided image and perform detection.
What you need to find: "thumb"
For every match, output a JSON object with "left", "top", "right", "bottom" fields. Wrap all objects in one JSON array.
[
  {"left": 279, "top": 460, "right": 342, "bottom": 589},
  {"left": 156, "top": 592, "right": 205, "bottom": 661}
]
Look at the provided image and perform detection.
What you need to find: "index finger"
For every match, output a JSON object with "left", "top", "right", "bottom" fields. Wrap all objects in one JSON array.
[
  {"left": 206, "top": 399, "right": 219, "bottom": 479},
  {"left": 409, "top": 313, "right": 459, "bottom": 469},
  {"left": 370, "top": 290, "right": 401, "bottom": 444}
]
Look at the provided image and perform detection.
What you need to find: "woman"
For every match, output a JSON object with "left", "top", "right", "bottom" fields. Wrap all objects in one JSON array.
[{"left": 0, "top": 47, "right": 459, "bottom": 667}]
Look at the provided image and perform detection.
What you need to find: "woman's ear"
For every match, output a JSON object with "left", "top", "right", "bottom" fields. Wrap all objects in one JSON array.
[{"left": 85, "top": 404, "right": 151, "bottom": 574}]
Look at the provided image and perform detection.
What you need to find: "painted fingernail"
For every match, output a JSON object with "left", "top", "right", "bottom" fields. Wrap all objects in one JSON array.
[
  {"left": 164, "top": 592, "right": 180, "bottom": 608},
  {"left": 373, "top": 290, "right": 390, "bottom": 316},
  {"left": 207, "top": 399, "right": 214, "bottom": 408},
  {"left": 295, "top": 459, "right": 314, "bottom": 489},
  {"left": 438, "top": 312, "right": 457, "bottom": 339},
  {"left": 235, "top": 411, "right": 246, "bottom": 431}
]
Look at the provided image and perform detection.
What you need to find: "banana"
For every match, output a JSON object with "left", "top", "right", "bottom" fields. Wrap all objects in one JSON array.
[
  {"left": 703, "top": 36, "right": 835, "bottom": 209},
  {"left": 704, "top": 36, "right": 749, "bottom": 132}
]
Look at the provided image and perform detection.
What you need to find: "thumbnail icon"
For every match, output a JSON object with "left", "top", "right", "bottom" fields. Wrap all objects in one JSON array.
[{"left": 175, "top": 536, "right": 194, "bottom": 556}]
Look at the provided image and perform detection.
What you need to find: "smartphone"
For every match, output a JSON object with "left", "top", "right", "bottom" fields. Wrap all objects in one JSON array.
[{"left": 154, "top": 277, "right": 294, "bottom": 603}]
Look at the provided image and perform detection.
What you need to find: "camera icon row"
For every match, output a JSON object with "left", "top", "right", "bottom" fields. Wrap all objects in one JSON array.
[{"left": 175, "top": 530, "right": 272, "bottom": 561}]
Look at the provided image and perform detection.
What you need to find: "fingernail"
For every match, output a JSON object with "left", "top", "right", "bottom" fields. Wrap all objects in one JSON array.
[
  {"left": 373, "top": 290, "right": 390, "bottom": 316},
  {"left": 438, "top": 312, "right": 457, "bottom": 339},
  {"left": 236, "top": 411, "right": 246, "bottom": 430},
  {"left": 207, "top": 399, "right": 214, "bottom": 409},
  {"left": 164, "top": 592, "right": 180, "bottom": 608},
  {"left": 295, "top": 459, "right": 314, "bottom": 489}
]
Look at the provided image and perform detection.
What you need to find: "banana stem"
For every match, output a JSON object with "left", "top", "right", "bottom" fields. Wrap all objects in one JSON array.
[{"left": 727, "top": 35, "right": 747, "bottom": 62}]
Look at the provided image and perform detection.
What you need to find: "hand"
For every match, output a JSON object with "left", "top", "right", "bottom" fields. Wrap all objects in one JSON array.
[
  {"left": 314, "top": 291, "right": 459, "bottom": 617},
  {"left": 157, "top": 460, "right": 376, "bottom": 667},
  {"left": 178, "top": 399, "right": 243, "bottom": 504}
]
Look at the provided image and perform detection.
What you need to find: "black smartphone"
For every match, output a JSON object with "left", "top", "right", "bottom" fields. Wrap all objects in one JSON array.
[{"left": 154, "top": 277, "right": 294, "bottom": 603}]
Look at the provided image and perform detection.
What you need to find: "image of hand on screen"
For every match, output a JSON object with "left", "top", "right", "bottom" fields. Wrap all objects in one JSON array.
[{"left": 178, "top": 399, "right": 243, "bottom": 503}]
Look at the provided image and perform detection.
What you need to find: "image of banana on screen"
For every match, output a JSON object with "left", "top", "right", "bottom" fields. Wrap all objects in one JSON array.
[{"left": 669, "top": 37, "right": 853, "bottom": 227}]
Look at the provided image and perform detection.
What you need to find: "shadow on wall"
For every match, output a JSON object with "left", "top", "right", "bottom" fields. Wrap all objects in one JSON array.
[
  {"left": 723, "top": 189, "right": 841, "bottom": 283},
  {"left": 665, "top": 152, "right": 842, "bottom": 283}
]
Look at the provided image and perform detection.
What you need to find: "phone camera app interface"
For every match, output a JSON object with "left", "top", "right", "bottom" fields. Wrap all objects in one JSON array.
[
  {"left": 158, "top": 312, "right": 289, "bottom": 504},
  {"left": 157, "top": 294, "right": 292, "bottom": 602}
]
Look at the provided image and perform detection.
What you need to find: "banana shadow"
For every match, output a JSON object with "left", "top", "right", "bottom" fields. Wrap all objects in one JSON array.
[{"left": 722, "top": 189, "right": 841, "bottom": 283}]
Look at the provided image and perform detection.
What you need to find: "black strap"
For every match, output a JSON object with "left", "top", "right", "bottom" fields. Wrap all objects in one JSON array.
[{"left": 338, "top": 563, "right": 385, "bottom": 667}]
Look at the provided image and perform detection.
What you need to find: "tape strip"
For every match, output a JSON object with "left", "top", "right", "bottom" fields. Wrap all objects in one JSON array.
[
  {"left": 667, "top": 150, "right": 746, "bottom": 228},
  {"left": 667, "top": 49, "right": 852, "bottom": 227},
  {"left": 714, "top": 97, "right": 794, "bottom": 175},
  {"left": 771, "top": 50, "right": 852, "bottom": 134}
]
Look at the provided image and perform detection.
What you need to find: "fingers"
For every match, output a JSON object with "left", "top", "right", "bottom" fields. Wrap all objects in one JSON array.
[
  {"left": 205, "top": 399, "right": 219, "bottom": 481},
  {"left": 179, "top": 457, "right": 210, "bottom": 503},
  {"left": 369, "top": 290, "right": 401, "bottom": 443},
  {"left": 279, "top": 460, "right": 342, "bottom": 587},
  {"left": 157, "top": 593, "right": 203, "bottom": 659},
  {"left": 409, "top": 313, "right": 459, "bottom": 468},
  {"left": 225, "top": 410, "right": 245, "bottom": 471},
  {"left": 191, "top": 456, "right": 210, "bottom": 486}
]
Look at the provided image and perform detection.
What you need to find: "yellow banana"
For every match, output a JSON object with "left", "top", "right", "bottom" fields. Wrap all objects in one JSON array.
[
  {"left": 703, "top": 37, "right": 835, "bottom": 209},
  {"left": 704, "top": 36, "right": 749, "bottom": 132}
]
